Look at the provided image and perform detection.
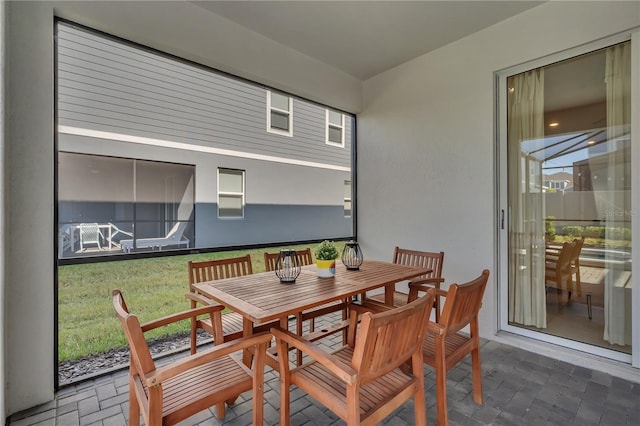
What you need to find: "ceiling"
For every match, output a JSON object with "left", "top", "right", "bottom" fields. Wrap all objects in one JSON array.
[{"left": 192, "top": 1, "right": 545, "bottom": 80}]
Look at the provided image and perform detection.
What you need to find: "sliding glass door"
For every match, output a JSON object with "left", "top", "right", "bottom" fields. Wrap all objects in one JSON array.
[{"left": 498, "top": 38, "right": 635, "bottom": 364}]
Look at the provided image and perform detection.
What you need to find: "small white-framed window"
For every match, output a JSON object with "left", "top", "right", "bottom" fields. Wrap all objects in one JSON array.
[
  {"left": 218, "top": 168, "right": 245, "bottom": 218},
  {"left": 267, "top": 90, "right": 293, "bottom": 136},
  {"left": 326, "top": 109, "right": 345, "bottom": 147},
  {"left": 344, "top": 180, "right": 352, "bottom": 217}
]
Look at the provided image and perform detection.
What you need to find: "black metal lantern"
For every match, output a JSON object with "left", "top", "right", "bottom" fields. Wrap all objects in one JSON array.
[
  {"left": 275, "top": 249, "right": 301, "bottom": 283},
  {"left": 342, "top": 240, "right": 363, "bottom": 270}
]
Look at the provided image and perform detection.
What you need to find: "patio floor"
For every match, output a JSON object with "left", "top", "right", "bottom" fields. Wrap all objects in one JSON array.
[{"left": 8, "top": 313, "right": 640, "bottom": 426}]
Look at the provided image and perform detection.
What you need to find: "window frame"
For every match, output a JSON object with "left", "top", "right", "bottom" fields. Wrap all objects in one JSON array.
[
  {"left": 496, "top": 31, "right": 637, "bottom": 366},
  {"left": 57, "top": 152, "right": 195, "bottom": 259},
  {"left": 217, "top": 168, "right": 246, "bottom": 219},
  {"left": 326, "top": 109, "right": 345, "bottom": 147},
  {"left": 344, "top": 180, "right": 352, "bottom": 217},
  {"left": 267, "top": 90, "right": 293, "bottom": 137}
]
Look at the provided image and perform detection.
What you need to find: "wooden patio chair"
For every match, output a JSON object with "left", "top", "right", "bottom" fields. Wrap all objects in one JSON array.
[
  {"left": 271, "top": 289, "right": 436, "bottom": 426},
  {"left": 408, "top": 269, "right": 490, "bottom": 426},
  {"left": 568, "top": 238, "right": 584, "bottom": 295},
  {"left": 264, "top": 247, "right": 349, "bottom": 365},
  {"left": 365, "top": 246, "right": 445, "bottom": 320},
  {"left": 186, "top": 254, "right": 278, "bottom": 354},
  {"left": 566, "top": 238, "right": 591, "bottom": 316},
  {"left": 546, "top": 239, "right": 591, "bottom": 318},
  {"left": 545, "top": 241, "right": 574, "bottom": 302},
  {"left": 112, "top": 290, "right": 271, "bottom": 425},
  {"left": 263, "top": 247, "right": 314, "bottom": 271}
]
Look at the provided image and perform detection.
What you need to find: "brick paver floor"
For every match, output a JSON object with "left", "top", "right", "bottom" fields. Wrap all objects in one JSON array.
[{"left": 8, "top": 313, "right": 640, "bottom": 425}]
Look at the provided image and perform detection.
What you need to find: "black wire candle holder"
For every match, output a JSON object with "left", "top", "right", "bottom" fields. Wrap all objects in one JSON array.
[
  {"left": 342, "top": 240, "right": 363, "bottom": 270},
  {"left": 275, "top": 249, "right": 301, "bottom": 283}
]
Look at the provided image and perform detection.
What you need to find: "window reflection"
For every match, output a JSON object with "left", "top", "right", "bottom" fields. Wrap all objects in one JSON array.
[{"left": 58, "top": 153, "right": 194, "bottom": 258}]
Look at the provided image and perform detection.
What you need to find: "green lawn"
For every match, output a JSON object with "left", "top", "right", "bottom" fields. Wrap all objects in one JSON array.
[{"left": 58, "top": 242, "right": 345, "bottom": 361}]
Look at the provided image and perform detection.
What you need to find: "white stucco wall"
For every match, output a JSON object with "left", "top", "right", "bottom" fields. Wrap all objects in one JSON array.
[
  {"left": 358, "top": 0, "right": 639, "bottom": 373},
  {"left": 2, "top": 0, "right": 361, "bottom": 417},
  {"left": 4, "top": 2, "right": 55, "bottom": 419}
]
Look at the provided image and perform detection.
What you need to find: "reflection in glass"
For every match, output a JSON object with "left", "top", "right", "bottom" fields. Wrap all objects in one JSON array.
[
  {"left": 58, "top": 153, "right": 194, "bottom": 258},
  {"left": 506, "top": 42, "right": 631, "bottom": 354}
]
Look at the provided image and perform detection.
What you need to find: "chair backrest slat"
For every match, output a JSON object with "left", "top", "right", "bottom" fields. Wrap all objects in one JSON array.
[
  {"left": 558, "top": 242, "right": 574, "bottom": 271},
  {"left": 264, "top": 248, "right": 313, "bottom": 272},
  {"left": 189, "top": 255, "right": 253, "bottom": 287},
  {"left": 112, "top": 290, "right": 156, "bottom": 376},
  {"left": 570, "top": 238, "right": 583, "bottom": 267},
  {"left": 393, "top": 246, "right": 444, "bottom": 280}
]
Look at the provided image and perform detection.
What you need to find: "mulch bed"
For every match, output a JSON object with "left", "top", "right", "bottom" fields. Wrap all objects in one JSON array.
[{"left": 58, "top": 331, "right": 213, "bottom": 386}]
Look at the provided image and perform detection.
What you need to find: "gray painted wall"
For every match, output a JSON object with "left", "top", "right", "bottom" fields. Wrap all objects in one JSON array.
[
  {"left": 197, "top": 204, "right": 351, "bottom": 247},
  {"left": 58, "top": 23, "right": 352, "bottom": 168}
]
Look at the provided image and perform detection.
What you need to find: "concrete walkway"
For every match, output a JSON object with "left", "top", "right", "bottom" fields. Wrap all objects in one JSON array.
[{"left": 8, "top": 315, "right": 640, "bottom": 426}]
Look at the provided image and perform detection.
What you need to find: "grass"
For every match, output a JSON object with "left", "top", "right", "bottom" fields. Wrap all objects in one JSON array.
[{"left": 58, "top": 242, "right": 345, "bottom": 361}]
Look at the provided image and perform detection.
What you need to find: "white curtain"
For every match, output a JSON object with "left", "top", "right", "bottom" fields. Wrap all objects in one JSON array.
[
  {"left": 603, "top": 42, "right": 632, "bottom": 346},
  {"left": 508, "top": 69, "right": 547, "bottom": 328}
]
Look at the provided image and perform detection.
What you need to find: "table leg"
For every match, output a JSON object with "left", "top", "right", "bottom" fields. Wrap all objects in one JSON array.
[
  {"left": 385, "top": 284, "right": 395, "bottom": 305},
  {"left": 279, "top": 316, "right": 288, "bottom": 329},
  {"left": 242, "top": 317, "right": 254, "bottom": 367},
  {"left": 263, "top": 316, "right": 291, "bottom": 371}
]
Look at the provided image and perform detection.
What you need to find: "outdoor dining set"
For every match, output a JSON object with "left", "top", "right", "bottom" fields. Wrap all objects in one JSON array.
[{"left": 112, "top": 243, "right": 490, "bottom": 425}]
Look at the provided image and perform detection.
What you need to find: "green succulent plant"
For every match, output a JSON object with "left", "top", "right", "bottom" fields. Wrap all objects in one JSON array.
[{"left": 314, "top": 240, "right": 339, "bottom": 260}]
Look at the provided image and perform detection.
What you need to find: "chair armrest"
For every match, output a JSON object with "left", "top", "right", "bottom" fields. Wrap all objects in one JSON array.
[
  {"left": 350, "top": 300, "right": 393, "bottom": 314},
  {"left": 427, "top": 320, "right": 446, "bottom": 335},
  {"left": 408, "top": 283, "right": 448, "bottom": 303},
  {"left": 146, "top": 331, "right": 272, "bottom": 386},
  {"left": 140, "top": 304, "right": 224, "bottom": 332},
  {"left": 408, "top": 282, "right": 448, "bottom": 296},
  {"left": 185, "top": 292, "right": 220, "bottom": 307},
  {"left": 408, "top": 277, "right": 444, "bottom": 287},
  {"left": 271, "top": 326, "right": 357, "bottom": 384}
]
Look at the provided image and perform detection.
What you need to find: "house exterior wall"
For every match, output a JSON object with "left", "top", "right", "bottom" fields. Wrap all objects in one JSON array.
[
  {"left": 58, "top": 23, "right": 352, "bottom": 252},
  {"left": 358, "top": 0, "right": 639, "bottom": 376},
  {"left": 58, "top": 24, "right": 352, "bottom": 170},
  {"left": 3, "top": 1, "right": 360, "bottom": 417},
  {"left": 60, "top": 133, "right": 352, "bottom": 249}
]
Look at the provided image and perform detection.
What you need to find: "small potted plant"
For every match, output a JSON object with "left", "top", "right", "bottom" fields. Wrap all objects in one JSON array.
[{"left": 314, "top": 240, "right": 339, "bottom": 278}]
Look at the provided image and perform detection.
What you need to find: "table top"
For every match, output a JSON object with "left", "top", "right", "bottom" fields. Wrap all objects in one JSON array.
[{"left": 193, "top": 259, "right": 430, "bottom": 324}]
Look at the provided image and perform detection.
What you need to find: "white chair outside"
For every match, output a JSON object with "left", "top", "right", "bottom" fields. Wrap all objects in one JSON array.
[{"left": 79, "top": 223, "right": 103, "bottom": 251}]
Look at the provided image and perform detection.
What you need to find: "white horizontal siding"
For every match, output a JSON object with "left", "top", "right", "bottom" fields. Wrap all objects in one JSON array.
[{"left": 57, "top": 23, "right": 352, "bottom": 168}]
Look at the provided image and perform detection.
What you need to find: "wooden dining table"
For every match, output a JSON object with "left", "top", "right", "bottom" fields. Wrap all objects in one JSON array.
[{"left": 192, "top": 259, "right": 431, "bottom": 367}]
